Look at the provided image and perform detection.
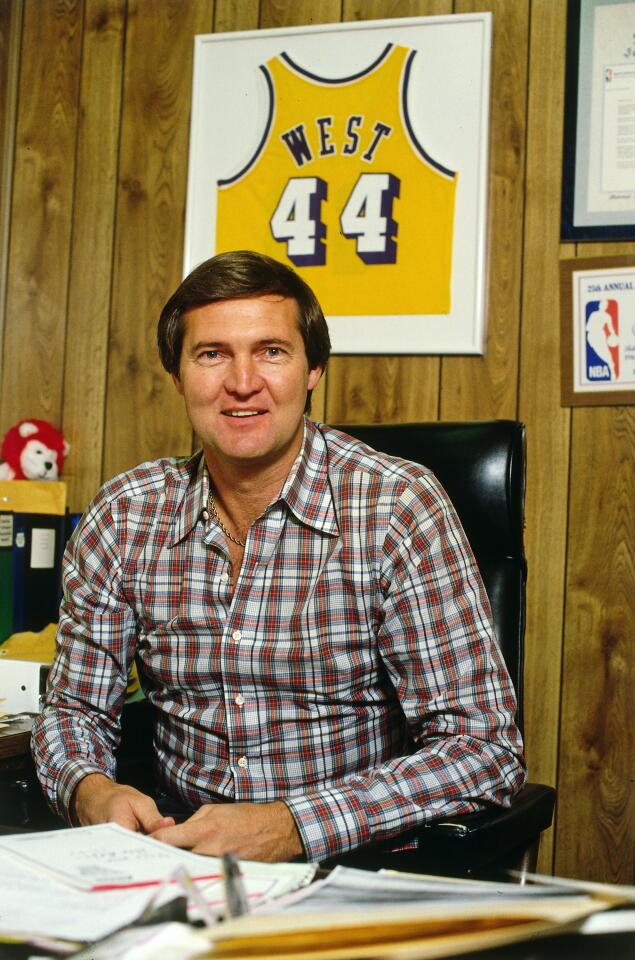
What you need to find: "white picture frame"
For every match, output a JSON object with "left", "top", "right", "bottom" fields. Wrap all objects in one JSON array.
[{"left": 184, "top": 14, "right": 492, "bottom": 355}]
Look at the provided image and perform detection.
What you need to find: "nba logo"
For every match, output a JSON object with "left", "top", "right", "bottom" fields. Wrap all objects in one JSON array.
[{"left": 585, "top": 299, "right": 619, "bottom": 381}]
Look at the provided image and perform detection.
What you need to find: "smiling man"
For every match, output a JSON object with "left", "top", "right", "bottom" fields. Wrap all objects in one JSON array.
[{"left": 33, "top": 250, "right": 525, "bottom": 864}]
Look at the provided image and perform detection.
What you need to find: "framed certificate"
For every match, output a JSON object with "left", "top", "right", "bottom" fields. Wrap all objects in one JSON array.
[
  {"left": 184, "top": 15, "right": 492, "bottom": 354},
  {"left": 561, "top": 0, "right": 635, "bottom": 241},
  {"left": 560, "top": 255, "right": 635, "bottom": 405}
]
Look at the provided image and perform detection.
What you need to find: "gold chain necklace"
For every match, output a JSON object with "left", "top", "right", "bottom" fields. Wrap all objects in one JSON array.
[{"left": 207, "top": 489, "right": 246, "bottom": 548}]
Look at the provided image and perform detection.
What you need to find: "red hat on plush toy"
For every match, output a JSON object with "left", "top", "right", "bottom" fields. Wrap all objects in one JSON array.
[{"left": 0, "top": 419, "right": 70, "bottom": 481}]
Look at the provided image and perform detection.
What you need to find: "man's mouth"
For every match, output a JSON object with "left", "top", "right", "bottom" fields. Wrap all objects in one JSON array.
[{"left": 223, "top": 410, "right": 265, "bottom": 418}]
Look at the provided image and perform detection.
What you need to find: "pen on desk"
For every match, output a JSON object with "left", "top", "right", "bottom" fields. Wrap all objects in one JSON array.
[{"left": 222, "top": 851, "right": 250, "bottom": 919}]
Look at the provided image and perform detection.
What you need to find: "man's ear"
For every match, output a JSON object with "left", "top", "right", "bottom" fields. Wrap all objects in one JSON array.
[
  {"left": 307, "top": 366, "right": 323, "bottom": 391},
  {"left": 171, "top": 372, "right": 184, "bottom": 396}
]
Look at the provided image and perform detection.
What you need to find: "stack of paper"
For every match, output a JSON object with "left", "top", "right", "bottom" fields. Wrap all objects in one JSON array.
[
  {"left": 0, "top": 824, "right": 631, "bottom": 959},
  {"left": 0, "top": 823, "right": 315, "bottom": 949},
  {"left": 197, "top": 866, "right": 631, "bottom": 960}
]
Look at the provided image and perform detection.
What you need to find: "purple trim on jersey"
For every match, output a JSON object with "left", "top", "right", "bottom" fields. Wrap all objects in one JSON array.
[
  {"left": 402, "top": 51, "right": 455, "bottom": 180},
  {"left": 280, "top": 43, "right": 393, "bottom": 85},
  {"left": 217, "top": 65, "right": 275, "bottom": 187}
]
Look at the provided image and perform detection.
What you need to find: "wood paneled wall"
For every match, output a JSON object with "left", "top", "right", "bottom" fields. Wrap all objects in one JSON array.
[{"left": 0, "top": 0, "right": 633, "bottom": 883}]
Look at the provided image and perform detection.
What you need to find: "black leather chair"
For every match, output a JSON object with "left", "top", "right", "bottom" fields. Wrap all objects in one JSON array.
[{"left": 321, "top": 420, "right": 555, "bottom": 878}]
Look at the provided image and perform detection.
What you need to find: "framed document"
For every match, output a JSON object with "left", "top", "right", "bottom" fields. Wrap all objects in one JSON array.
[
  {"left": 560, "top": 255, "right": 635, "bottom": 405},
  {"left": 184, "top": 15, "right": 492, "bottom": 354},
  {"left": 561, "top": 0, "right": 635, "bottom": 241}
]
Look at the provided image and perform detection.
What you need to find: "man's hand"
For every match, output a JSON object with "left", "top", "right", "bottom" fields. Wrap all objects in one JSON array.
[
  {"left": 150, "top": 800, "right": 304, "bottom": 862},
  {"left": 71, "top": 773, "right": 175, "bottom": 834}
]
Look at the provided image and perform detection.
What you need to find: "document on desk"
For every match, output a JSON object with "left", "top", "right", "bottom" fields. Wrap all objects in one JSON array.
[
  {"left": 0, "top": 822, "right": 314, "bottom": 893},
  {"left": 266, "top": 865, "right": 583, "bottom": 914},
  {"left": 202, "top": 869, "right": 624, "bottom": 960},
  {"left": 0, "top": 824, "right": 315, "bottom": 945},
  {"left": 0, "top": 848, "right": 179, "bottom": 944}
]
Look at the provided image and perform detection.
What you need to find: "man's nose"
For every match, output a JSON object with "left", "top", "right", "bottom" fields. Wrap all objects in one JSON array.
[{"left": 224, "top": 356, "right": 264, "bottom": 394}]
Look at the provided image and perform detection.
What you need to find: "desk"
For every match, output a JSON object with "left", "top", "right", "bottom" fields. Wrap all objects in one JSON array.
[
  {"left": 0, "top": 717, "right": 64, "bottom": 832},
  {"left": 0, "top": 715, "right": 32, "bottom": 762},
  {"left": 2, "top": 926, "right": 630, "bottom": 959},
  {"left": 448, "top": 928, "right": 634, "bottom": 959}
]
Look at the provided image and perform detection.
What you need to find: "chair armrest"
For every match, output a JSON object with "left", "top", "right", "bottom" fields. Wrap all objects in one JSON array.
[
  {"left": 417, "top": 783, "right": 556, "bottom": 859},
  {"left": 321, "top": 783, "right": 555, "bottom": 876}
]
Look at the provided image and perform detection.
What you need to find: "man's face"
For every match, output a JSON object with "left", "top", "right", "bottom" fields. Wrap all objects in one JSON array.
[{"left": 173, "top": 295, "right": 322, "bottom": 475}]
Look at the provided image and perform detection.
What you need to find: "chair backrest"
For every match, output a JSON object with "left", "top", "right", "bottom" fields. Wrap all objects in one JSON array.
[{"left": 333, "top": 420, "right": 527, "bottom": 732}]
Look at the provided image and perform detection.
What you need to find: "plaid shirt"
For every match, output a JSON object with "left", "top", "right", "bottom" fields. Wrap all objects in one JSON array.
[{"left": 33, "top": 419, "right": 525, "bottom": 861}]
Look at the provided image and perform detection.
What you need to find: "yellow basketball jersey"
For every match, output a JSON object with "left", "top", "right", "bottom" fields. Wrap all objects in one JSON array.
[{"left": 216, "top": 44, "right": 457, "bottom": 316}]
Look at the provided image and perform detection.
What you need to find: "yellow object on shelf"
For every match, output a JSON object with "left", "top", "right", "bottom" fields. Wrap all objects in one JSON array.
[
  {"left": 1, "top": 624, "right": 140, "bottom": 695},
  {"left": 0, "top": 480, "right": 66, "bottom": 515},
  {"left": 0, "top": 623, "right": 58, "bottom": 663}
]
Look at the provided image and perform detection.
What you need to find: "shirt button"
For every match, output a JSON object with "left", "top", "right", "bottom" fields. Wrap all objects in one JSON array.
[
  {"left": 220, "top": 572, "right": 229, "bottom": 584},
  {"left": 237, "top": 756, "right": 248, "bottom": 769},
  {"left": 232, "top": 629, "right": 242, "bottom": 641},
  {"left": 235, "top": 694, "right": 245, "bottom": 707},
  {"left": 201, "top": 510, "right": 209, "bottom": 521}
]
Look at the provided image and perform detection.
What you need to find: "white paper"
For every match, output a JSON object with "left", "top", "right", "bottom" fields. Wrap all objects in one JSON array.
[
  {"left": 0, "top": 822, "right": 313, "bottom": 892},
  {"left": 0, "top": 512, "right": 12, "bottom": 548},
  {"left": 602, "top": 65, "right": 635, "bottom": 193},
  {"left": 65, "top": 922, "right": 209, "bottom": 960},
  {"left": 0, "top": 823, "right": 223, "bottom": 889},
  {"left": 581, "top": 908, "right": 635, "bottom": 934},
  {"left": 30, "top": 528, "right": 56, "bottom": 570},
  {"left": 265, "top": 866, "right": 583, "bottom": 915},
  {"left": 0, "top": 849, "right": 173, "bottom": 942},
  {"left": 586, "top": 2, "right": 635, "bottom": 214},
  {"left": 0, "top": 824, "right": 315, "bottom": 944}
]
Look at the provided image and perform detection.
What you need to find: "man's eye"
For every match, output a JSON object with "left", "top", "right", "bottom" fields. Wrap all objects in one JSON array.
[
  {"left": 266, "top": 347, "right": 282, "bottom": 357},
  {"left": 199, "top": 350, "right": 219, "bottom": 361}
]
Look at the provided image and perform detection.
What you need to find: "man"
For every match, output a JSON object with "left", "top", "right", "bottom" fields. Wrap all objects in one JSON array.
[{"left": 33, "top": 250, "right": 525, "bottom": 864}]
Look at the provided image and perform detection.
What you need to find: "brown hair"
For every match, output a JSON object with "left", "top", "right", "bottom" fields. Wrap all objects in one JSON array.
[{"left": 158, "top": 251, "right": 331, "bottom": 400}]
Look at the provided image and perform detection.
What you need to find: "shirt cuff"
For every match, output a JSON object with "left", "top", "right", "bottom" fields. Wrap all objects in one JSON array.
[
  {"left": 52, "top": 760, "right": 113, "bottom": 824},
  {"left": 283, "top": 786, "right": 374, "bottom": 862}
]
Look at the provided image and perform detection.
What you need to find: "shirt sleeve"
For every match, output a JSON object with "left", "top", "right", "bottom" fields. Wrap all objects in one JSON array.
[
  {"left": 283, "top": 474, "right": 527, "bottom": 862},
  {"left": 31, "top": 495, "right": 136, "bottom": 822}
]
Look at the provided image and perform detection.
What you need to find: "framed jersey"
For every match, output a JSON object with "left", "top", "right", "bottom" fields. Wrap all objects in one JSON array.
[{"left": 185, "top": 15, "right": 491, "bottom": 354}]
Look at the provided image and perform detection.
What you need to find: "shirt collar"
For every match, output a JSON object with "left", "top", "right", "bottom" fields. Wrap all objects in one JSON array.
[
  {"left": 168, "top": 451, "right": 209, "bottom": 547},
  {"left": 277, "top": 418, "right": 339, "bottom": 537},
  {"left": 168, "top": 419, "right": 339, "bottom": 546}
]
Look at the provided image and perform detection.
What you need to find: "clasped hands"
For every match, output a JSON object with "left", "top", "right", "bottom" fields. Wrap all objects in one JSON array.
[{"left": 71, "top": 774, "right": 304, "bottom": 862}]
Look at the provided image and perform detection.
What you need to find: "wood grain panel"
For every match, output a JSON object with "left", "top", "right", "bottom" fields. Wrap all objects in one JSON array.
[
  {"left": 582, "top": 242, "right": 635, "bottom": 259},
  {"left": 62, "top": 0, "right": 125, "bottom": 512},
  {"left": 327, "top": 356, "right": 440, "bottom": 423},
  {"left": 0, "top": 0, "right": 82, "bottom": 434},
  {"left": 327, "top": 0, "right": 453, "bottom": 426},
  {"left": 555, "top": 238, "right": 635, "bottom": 881},
  {"left": 260, "top": 0, "right": 342, "bottom": 29},
  {"left": 104, "top": 0, "right": 211, "bottom": 480},
  {"left": 310, "top": 373, "right": 327, "bottom": 422},
  {"left": 440, "top": 0, "right": 528, "bottom": 421},
  {"left": 214, "top": 0, "right": 258, "bottom": 31},
  {"left": 556, "top": 406, "right": 635, "bottom": 882},
  {"left": 518, "top": 0, "right": 569, "bottom": 874},
  {"left": 344, "top": 0, "right": 453, "bottom": 16},
  {"left": 0, "top": 0, "right": 22, "bottom": 376}
]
